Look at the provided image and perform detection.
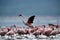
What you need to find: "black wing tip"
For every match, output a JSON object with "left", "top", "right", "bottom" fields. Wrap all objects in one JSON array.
[
  {"left": 32, "top": 15, "right": 35, "bottom": 17},
  {"left": 27, "top": 15, "right": 35, "bottom": 23}
]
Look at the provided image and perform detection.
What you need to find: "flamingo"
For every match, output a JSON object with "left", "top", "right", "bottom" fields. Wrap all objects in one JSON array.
[
  {"left": 50, "top": 27, "right": 60, "bottom": 36},
  {"left": 43, "top": 27, "right": 53, "bottom": 37},
  {"left": 32, "top": 27, "right": 44, "bottom": 38},
  {"left": 17, "top": 28, "right": 28, "bottom": 35},
  {"left": 49, "top": 28, "right": 60, "bottom": 38},
  {"left": 50, "top": 29, "right": 58, "bottom": 36},
  {"left": 41, "top": 24, "right": 58, "bottom": 37},
  {"left": 48, "top": 24, "right": 59, "bottom": 30},
  {"left": 47, "top": 24, "right": 60, "bottom": 36},
  {"left": 0, "top": 27, "right": 8, "bottom": 36},
  {"left": 5, "top": 26, "right": 17, "bottom": 37},
  {"left": 19, "top": 14, "right": 35, "bottom": 28}
]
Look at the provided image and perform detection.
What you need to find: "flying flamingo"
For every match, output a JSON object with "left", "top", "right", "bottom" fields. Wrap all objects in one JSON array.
[{"left": 19, "top": 14, "right": 35, "bottom": 28}]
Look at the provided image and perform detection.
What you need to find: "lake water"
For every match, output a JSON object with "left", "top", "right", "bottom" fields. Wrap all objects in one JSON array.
[{"left": 0, "top": 35, "right": 60, "bottom": 40}]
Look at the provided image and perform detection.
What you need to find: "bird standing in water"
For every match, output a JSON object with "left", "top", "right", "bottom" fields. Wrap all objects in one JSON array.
[{"left": 19, "top": 14, "right": 35, "bottom": 28}]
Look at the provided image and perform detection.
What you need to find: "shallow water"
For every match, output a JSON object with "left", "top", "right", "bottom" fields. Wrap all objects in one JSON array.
[
  {"left": 0, "top": 35, "right": 60, "bottom": 40},
  {"left": 0, "top": 38, "right": 59, "bottom": 40}
]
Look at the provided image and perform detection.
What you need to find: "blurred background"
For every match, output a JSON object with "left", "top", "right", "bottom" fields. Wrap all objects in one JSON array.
[{"left": 0, "top": 0, "right": 60, "bottom": 27}]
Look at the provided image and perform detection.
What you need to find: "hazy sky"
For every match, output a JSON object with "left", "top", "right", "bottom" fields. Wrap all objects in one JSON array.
[
  {"left": 0, "top": 0, "right": 60, "bottom": 17},
  {"left": 0, "top": 0, "right": 60, "bottom": 27}
]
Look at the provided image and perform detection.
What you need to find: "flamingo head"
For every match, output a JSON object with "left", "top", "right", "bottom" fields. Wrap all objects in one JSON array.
[{"left": 19, "top": 14, "right": 22, "bottom": 16}]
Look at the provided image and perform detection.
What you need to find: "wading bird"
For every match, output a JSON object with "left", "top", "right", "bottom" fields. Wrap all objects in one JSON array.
[{"left": 19, "top": 14, "right": 35, "bottom": 28}]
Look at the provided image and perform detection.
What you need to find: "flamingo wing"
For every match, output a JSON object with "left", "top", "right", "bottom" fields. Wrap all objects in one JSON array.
[{"left": 27, "top": 15, "right": 35, "bottom": 24}]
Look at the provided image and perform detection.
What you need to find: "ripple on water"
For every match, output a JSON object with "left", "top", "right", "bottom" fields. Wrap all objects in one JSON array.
[{"left": 0, "top": 35, "right": 60, "bottom": 40}]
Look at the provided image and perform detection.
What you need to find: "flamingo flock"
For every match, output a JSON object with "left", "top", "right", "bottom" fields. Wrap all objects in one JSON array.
[
  {"left": 0, "top": 24, "right": 60, "bottom": 38},
  {"left": 0, "top": 14, "right": 60, "bottom": 39}
]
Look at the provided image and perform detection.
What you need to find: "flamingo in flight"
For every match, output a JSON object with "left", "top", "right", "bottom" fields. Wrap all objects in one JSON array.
[{"left": 19, "top": 14, "right": 35, "bottom": 28}]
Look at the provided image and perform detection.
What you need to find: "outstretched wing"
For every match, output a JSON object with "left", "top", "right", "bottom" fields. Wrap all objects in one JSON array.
[
  {"left": 18, "top": 14, "right": 35, "bottom": 28},
  {"left": 27, "top": 15, "right": 35, "bottom": 24}
]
